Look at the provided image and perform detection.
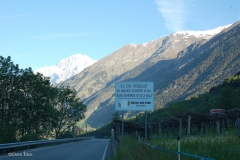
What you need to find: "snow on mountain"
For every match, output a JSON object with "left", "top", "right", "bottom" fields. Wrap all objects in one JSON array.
[
  {"left": 143, "top": 24, "right": 233, "bottom": 63},
  {"left": 34, "top": 54, "right": 97, "bottom": 84},
  {"left": 173, "top": 24, "right": 232, "bottom": 39},
  {"left": 128, "top": 24, "right": 231, "bottom": 50}
]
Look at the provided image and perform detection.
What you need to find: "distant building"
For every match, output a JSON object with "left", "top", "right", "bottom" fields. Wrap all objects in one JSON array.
[{"left": 210, "top": 109, "right": 226, "bottom": 115}]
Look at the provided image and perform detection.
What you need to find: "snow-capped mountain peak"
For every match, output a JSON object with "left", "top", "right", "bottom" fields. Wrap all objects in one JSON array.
[
  {"left": 173, "top": 24, "right": 232, "bottom": 39},
  {"left": 34, "top": 54, "right": 97, "bottom": 84}
]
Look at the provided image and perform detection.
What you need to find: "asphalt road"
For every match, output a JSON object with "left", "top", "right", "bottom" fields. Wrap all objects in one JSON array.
[{"left": 0, "top": 138, "right": 109, "bottom": 160}]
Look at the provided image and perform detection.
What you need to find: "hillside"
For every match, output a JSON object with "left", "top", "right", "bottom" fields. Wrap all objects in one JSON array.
[
  {"left": 85, "top": 21, "right": 240, "bottom": 127},
  {"left": 147, "top": 71, "right": 240, "bottom": 122}
]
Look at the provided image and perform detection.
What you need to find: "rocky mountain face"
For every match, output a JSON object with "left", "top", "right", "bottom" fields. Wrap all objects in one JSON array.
[
  {"left": 34, "top": 54, "right": 96, "bottom": 84},
  {"left": 60, "top": 22, "right": 239, "bottom": 128}
]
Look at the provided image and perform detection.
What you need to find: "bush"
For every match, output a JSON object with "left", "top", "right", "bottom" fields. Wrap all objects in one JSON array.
[
  {"left": 0, "top": 126, "right": 17, "bottom": 143},
  {"left": 58, "top": 131, "right": 73, "bottom": 139},
  {"left": 20, "top": 133, "right": 40, "bottom": 142}
]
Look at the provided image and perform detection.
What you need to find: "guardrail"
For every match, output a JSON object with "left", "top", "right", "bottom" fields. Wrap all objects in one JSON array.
[
  {"left": 0, "top": 137, "right": 92, "bottom": 154},
  {"left": 139, "top": 137, "right": 215, "bottom": 160}
]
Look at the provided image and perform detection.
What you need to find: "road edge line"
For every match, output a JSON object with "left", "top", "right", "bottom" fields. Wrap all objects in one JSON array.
[{"left": 102, "top": 143, "right": 109, "bottom": 160}]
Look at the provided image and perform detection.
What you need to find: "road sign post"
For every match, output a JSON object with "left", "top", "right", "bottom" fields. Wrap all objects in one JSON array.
[
  {"left": 122, "top": 111, "right": 124, "bottom": 140},
  {"left": 115, "top": 82, "right": 154, "bottom": 140},
  {"left": 145, "top": 111, "right": 147, "bottom": 139}
]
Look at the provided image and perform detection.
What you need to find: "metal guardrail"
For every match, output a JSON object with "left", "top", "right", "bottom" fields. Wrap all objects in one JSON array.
[
  {"left": 139, "top": 141, "right": 215, "bottom": 160},
  {"left": 0, "top": 137, "right": 92, "bottom": 154}
]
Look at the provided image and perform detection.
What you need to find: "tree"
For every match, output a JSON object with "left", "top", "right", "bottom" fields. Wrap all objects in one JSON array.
[
  {"left": 54, "top": 87, "right": 87, "bottom": 138},
  {"left": 0, "top": 56, "right": 87, "bottom": 142},
  {"left": 0, "top": 56, "right": 57, "bottom": 142},
  {"left": 17, "top": 71, "right": 59, "bottom": 138},
  {"left": 219, "top": 86, "right": 233, "bottom": 109},
  {"left": 0, "top": 56, "right": 21, "bottom": 143},
  {"left": 112, "top": 111, "right": 120, "bottom": 121}
]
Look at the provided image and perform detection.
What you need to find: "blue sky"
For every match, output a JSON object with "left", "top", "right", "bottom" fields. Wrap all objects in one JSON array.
[{"left": 1, "top": 0, "right": 240, "bottom": 71}]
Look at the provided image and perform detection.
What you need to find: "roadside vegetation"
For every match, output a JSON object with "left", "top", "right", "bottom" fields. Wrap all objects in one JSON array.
[{"left": 110, "top": 130, "right": 240, "bottom": 160}]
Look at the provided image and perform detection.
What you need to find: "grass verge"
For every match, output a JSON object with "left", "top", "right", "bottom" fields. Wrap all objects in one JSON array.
[{"left": 110, "top": 132, "right": 240, "bottom": 160}]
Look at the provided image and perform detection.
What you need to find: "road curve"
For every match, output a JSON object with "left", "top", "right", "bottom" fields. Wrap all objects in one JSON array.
[{"left": 0, "top": 138, "right": 109, "bottom": 160}]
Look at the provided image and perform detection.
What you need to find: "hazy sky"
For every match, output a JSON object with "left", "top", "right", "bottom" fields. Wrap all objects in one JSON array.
[{"left": 1, "top": 0, "right": 240, "bottom": 70}]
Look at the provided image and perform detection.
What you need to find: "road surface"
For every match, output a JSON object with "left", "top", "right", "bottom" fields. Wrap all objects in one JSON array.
[{"left": 0, "top": 138, "right": 109, "bottom": 160}]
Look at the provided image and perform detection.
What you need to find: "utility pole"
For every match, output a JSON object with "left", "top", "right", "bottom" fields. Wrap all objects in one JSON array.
[
  {"left": 145, "top": 111, "right": 147, "bottom": 140},
  {"left": 122, "top": 111, "right": 124, "bottom": 140}
]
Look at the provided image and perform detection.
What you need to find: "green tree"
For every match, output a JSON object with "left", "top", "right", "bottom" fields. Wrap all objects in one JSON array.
[
  {"left": 0, "top": 56, "right": 61, "bottom": 142},
  {"left": 112, "top": 111, "right": 120, "bottom": 121},
  {"left": 219, "top": 86, "right": 233, "bottom": 109},
  {"left": 17, "top": 70, "right": 59, "bottom": 138},
  {"left": 0, "top": 56, "right": 21, "bottom": 143},
  {"left": 54, "top": 87, "right": 87, "bottom": 138},
  {"left": 0, "top": 56, "right": 87, "bottom": 142}
]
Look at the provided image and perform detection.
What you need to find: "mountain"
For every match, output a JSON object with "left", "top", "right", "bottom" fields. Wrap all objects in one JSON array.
[
  {"left": 34, "top": 54, "right": 96, "bottom": 84},
  {"left": 59, "top": 23, "right": 238, "bottom": 128}
]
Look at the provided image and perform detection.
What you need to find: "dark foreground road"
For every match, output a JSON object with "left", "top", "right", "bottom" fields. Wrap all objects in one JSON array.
[{"left": 0, "top": 138, "right": 109, "bottom": 160}]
